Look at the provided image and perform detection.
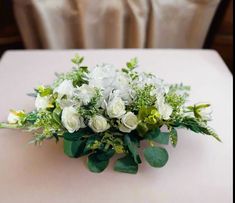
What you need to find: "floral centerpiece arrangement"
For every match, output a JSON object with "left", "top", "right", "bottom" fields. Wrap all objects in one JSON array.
[{"left": 0, "top": 55, "right": 220, "bottom": 174}]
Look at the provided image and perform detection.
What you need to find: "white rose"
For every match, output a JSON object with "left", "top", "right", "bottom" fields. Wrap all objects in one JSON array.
[
  {"left": 156, "top": 96, "right": 173, "bottom": 120},
  {"left": 119, "top": 112, "right": 138, "bottom": 133},
  {"left": 35, "top": 94, "right": 51, "bottom": 110},
  {"left": 88, "top": 115, "right": 110, "bottom": 133},
  {"left": 54, "top": 80, "right": 75, "bottom": 100},
  {"left": 61, "top": 106, "right": 85, "bottom": 133},
  {"left": 75, "top": 84, "right": 96, "bottom": 105},
  {"left": 107, "top": 97, "right": 126, "bottom": 118},
  {"left": 7, "top": 110, "right": 24, "bottom": 124}
]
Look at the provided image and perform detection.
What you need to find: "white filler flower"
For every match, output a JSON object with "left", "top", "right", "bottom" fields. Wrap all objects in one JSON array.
[
  {"left": 35, "top": 94, "right": 51, "bottom": 111},
  {"left": 119, "top": 112, "right": 138, "bottom": 133},
  {"left": 61, "top": 106, "right": 85, "bottom": 133},
  {"left": 88, "top": 115, "right": 110, "bottom": 133},
  {"left": 107, "top": 97, "right": 126, "bottom": 118},
  {"left": 156, "top": 96, "right": 173, "bottom": 120},
  {"left": 75, "top": 84, "right": 96, "bottom": 105}
]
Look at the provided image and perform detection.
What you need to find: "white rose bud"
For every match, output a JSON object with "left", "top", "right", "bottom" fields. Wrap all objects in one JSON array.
[
  {"left": 35, "top": 94, "right": 51, "bottom": 111},
  {"left": 195, "top": 103, "right": 213, "bottom": 121},
  {"left": 7, "top": 110, "right": 24, "bottom": 124},
  {"left": 61, "top": 106, "right": 85, "bottom": 133},
  {"left": 119, "top": 112, "right": 138, "bottom": 133},
  {"left": 88, "top": 115, "right": 110, "bottom": 133},
  {"left": 107, "top": 97, "right": 126, "bottom": 118},
  {"left": 54, "top": 80, "right": 75, "bottom": 100}
]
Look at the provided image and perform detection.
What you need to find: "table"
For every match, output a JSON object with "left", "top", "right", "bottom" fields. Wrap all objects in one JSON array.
[{"left": 0, "top": 50, "right": 233, "bottom": 203}]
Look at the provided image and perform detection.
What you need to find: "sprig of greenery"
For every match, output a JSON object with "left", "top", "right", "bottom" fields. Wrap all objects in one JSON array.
[
  {"left": 131, "top": 85, "right": 156, "bottom": 111},
  {"left": 122, "top": 57, "right": 138, "bottom": 80},
  {"left": 171, "top": 116, "right": 221, "bottom": 142}
]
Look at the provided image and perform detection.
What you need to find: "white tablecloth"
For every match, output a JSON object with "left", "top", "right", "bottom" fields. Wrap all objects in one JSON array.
[{"left": 0, "top": 50, "right": 233, "bottom": 203}]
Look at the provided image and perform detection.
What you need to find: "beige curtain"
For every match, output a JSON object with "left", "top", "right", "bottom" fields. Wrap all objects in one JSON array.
[{"left": 13, "top": 0, "right": 220, "bottom": 49}]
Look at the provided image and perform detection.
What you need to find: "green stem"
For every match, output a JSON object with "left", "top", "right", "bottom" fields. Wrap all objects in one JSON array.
[{"left": 0, "top": 123, "right": 21, "bottom": 129}]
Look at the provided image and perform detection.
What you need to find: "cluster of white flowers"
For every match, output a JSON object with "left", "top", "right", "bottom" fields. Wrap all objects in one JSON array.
[
  {"left": 7, "top": 63, "right": 213, "bottom": 137},
  {"left": 1, "top": 56, "right": 219, "bottom": 174}
]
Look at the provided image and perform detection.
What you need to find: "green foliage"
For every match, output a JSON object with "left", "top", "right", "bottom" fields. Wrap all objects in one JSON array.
[
  {"left": 173, "top": 116, "right": 221, "bottom": 142},
  {"left": 114, "top": 155, "right": 138, "bottom": 174},
  {"left": 71, "top": 54, "right": 84, "bottom": 66},
  {"left": 137, "top": 107, "right": 162, "bottom": 135},
  {"left": 127, "top": 58, "right": 138, "bottom": 70},
  {"left": 53, "top": 59, "right": 88, "bottom": 88},
  {"left": 64, "top": 139, "right": 86, "bottom": 158},
  {"left": 154, "top": 132, "right": 170, "bottom": 145},
  {"left": 78, "top": 89, "right": 102, "bottom": 118},
  {"left": 132, "top": 85, "right": 156, "bottom": 111},
  {"left": 87, "top": 149, "right": 115, "bottom": 173},
  {"left": 28, "top": 134, "right": 47, "bottom": 145},
  {"left": 122, "top": 58, "right": 138, "bottom": 80},
  {"left": 101, "top": 133, "right": 125, "bottom": 153},
  {"left": 124, "top": 135, "right": 141, "bottom": 164},
  {"left": 143, "top": 146, "right": 169, "bottom": 168},
  {"left": 83, "top": 135, "right": 102, "bottom": 154},
  {"left": 63, "top": 129, "right": 89, "bottom": 141},
  {"left": 37, "top": 85, "right": 53, "bottom": 97},
  {"left": 0, "top": 123, "right": 20, "bottom": 129},
  {"left": 32, "top": 110, "right": 64, "bottom": 142},
  {"left": 166, "top": 83, "right": 190, "bottom": 116},
  {"left": 26, "top": 112, "right": 38, "bottom": 124},
  {"left": 146, "top": 128, "right": 170, "bottom": 145},
  {"left": 87, "top": 154, "right": 109, "bottom": 173},
  {"left": 169, "top": 128, "right": 178, "bottom": 147}
]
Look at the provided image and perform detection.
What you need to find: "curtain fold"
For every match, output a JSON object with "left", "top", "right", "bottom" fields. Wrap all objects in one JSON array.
[{"left": 13, "top": 0, "right": 221, "bottom": 49}]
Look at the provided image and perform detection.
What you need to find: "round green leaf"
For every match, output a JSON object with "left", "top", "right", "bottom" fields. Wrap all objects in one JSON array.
[
  {"left": 114, "top": 155, "right": 138, "bottom": 174},
  {"left": 64, "top": 139, "right": 86, "bottom": 158},
  {"left": 143, "top": 146, "right": 169, "bottom": 168},
  {"left": 87, "top": 154, "right": 109, "bottom": 173}
]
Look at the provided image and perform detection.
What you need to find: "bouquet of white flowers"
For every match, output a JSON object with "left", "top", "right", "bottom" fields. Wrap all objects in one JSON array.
[{"left": 0, "top": 54, "right": 220, "bottom": 174}]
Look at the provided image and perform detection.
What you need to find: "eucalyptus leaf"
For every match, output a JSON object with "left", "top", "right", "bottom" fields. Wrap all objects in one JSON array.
[
  {"left": 144, "top": 146, "right": 169, "bottom": 168},
  {"left": 114, "top": 155, "right": 138, "bottom": 174},
  {"left": 154, "top": 132, "right": 170, "bottom": 145},
  {"left": 95, "top": 149, "right": 115, "bottom": 161},
  {"left": 63, "top": 129, "right": 88, "bottom": 141},
  {"left": 124, "top": 135, "right": 141, "bottom": 164},
  {"left": 87, "top": 153, "right": 110, "bottom": 173},
  {"left": 146, "top": 128, "right": 160, "bottom": 140},
  {"left": 64, "top": 139, "right": 86, "bottom": 158}
]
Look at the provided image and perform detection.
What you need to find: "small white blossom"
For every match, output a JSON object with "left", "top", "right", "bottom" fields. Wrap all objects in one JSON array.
[
  {"left": 88, "top": 115, "right": 110, "bottom": 133},
  {"left": 119, "top": 112, "right": 138, "bottom": 133},
  {"left": 75, "top": 84, "right": 96, "bottom": 105},
  {"left": 156, "top": 96, "right": 173, "bottom": 120},
  {"left": 106, "top": 96, "right": 126, "bottom": 118},
  {"left": 35, "top": 94, "right": 51, "bottom": 110},
  {"left": 61, "top": 106, "right": 85, "bottom": 133},
  {"left": 54, "top": 80, "right": 75, "bottom": 100}
]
